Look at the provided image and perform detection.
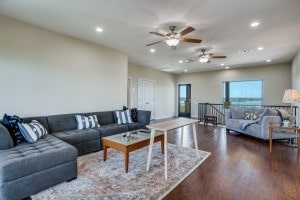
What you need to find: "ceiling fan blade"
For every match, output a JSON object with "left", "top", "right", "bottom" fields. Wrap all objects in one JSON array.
[
  {"left": 149, "top": 32, "right": 166, "bottom": 37},
  {"left": 211, "top": 56, "right": 227, "bottom": 58},
  {"left": 179, "top": 27, "right": 195, "bottom": 36},
  {"left": 181, "top": 38, "right": 202, "bottom": 43},
  {"left": 146, "top": 40, "right": 164, "bottom": 46}
]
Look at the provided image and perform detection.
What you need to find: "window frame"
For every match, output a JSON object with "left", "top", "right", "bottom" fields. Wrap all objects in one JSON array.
[{"left": 222, "top": 79, "right": 264, "bottom": 106}]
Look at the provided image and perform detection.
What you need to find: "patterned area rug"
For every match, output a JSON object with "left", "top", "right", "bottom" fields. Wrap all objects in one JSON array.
[{"left": 32, "top": 143, "right": 210, "bottom": 200}]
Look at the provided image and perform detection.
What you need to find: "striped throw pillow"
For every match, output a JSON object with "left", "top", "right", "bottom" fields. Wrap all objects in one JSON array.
[
  {"left": 75, "top": 115, "right": 100, "bottom": 130},
  {"left": 18, "top": 120, "right": 48, "bottom": 143},
  {"left": 114, "top": 110, "right": 132, "bottom": 124}
]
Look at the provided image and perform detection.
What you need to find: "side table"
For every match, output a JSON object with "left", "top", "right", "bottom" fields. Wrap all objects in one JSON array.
[
  {"left": 204, "top": 115, "right": 217, "bottom": 129},
  {"left": 269, "top": 123, "right": 300, "bottom": 154}
]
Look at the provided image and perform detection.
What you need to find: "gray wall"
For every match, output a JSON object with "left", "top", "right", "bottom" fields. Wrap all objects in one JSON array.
[
  {"left": 128, "top": 63, "right": 177, "bottom": 119},
  {"left": 0, "top": 16, "right": 128, "bottom": 117},
  {"left": 177, "top": 63, "right": 291, "bottom": 118}
]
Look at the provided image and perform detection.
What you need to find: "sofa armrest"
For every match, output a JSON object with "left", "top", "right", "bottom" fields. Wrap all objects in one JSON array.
[
  {"left": 260, "top": 116, "right": 282, "bottom": 139},
  {"left": 137, "top": 110, "right": 151, "bottom": 125},
  {"left": 224, "top": 109, "right": 232, "bottom": 125},
  {"left": 0, "top": 124, "right": 14, "bottom": 150}
]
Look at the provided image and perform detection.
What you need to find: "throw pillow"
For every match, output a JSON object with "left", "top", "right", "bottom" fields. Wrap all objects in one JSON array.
[
  {"left": 114, "top": 110, "right": 133, "bottom": 124},
  {"left": 75, "top": 115, "right": 100, "bottom": 130},
  {"left": 244, "top": 112, "right": 258, "bottom": 120},
  {"left": 130, "top": 108, "right": 138, "bottom": 122},
  {"left": 2, "top": 114, "right": 25, "bottom": 145},
  {"left": 18, "top": 120, "right": 48, "bottom": 143},
  {"left": 230, "top": 107, "right": 245, "bottom": 119}
]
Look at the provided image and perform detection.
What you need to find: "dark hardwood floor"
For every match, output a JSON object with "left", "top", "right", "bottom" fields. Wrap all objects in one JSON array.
[{"left": 163, "top": 123, "right": 300, "bottom": 200}]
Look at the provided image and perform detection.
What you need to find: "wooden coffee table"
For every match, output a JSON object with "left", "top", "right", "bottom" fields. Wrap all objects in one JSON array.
[{"left": 102, "top": 129, "right": 164, "bottom": 172}]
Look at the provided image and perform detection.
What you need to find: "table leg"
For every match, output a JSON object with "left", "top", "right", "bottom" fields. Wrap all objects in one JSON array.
[
  {"left": 103, "top": 144, "right": 107, "bottom": 161},
  {"left": 269, "top": 126, "right": 272, "bottom": 154},
  {"left": 125, "top": 151, "right": 129, "bottom": 173},
  {"left": 146, "top": 129, "right": 155, "bottom": 171},
  {"left": 192, "top": 123, "right": 199, "bottom": 157},
  {"left": 180, "top": 127, "right": 183, "bottom": 152},
  {"left": 164, "top": 130, "right": 168, "bottom": 180}
]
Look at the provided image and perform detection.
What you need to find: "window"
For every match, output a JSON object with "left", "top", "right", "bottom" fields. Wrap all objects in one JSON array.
[{"left": 223, "top": 80, "right": 263, "bottom": 106}]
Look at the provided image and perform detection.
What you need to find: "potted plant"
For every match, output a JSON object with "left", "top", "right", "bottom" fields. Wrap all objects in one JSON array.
[{"left": 282, "top": 116, "right": 290, "bottom": 127}]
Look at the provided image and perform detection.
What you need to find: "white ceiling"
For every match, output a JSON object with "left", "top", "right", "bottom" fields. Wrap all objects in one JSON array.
[{"left": 0, "top": 0, "right": 300, "bottom": 73}]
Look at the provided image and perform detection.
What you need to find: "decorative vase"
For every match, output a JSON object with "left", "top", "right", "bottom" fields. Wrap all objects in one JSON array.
[{"left": 283, "top": 120, "right": 290, "bottom": 127}]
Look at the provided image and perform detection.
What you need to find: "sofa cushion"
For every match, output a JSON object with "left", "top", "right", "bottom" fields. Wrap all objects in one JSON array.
[
  {"left": 230, "top": 107, "right": 245, "bottom": 119},
  {"left": 75, "top": 115, "right": 100, "bottom": 129},
  {"left": 0, "top": 134, "right": 77, "bottom": 182},
  {"left": 95, "top": 124, "right": 128, "bottom": 137},
  {"left": 18, "top": 120, "right": 48, "bottom": 143},
  {"left": 51, "top": 129, "right": 100, "bottom": 145},
  {"left": 2, "top": 114, "right": 25, "bottom": 145},
  {"left": 47, "top": 113, "right": 80, "bottom": 133},
  {"left": 114, "top": 110, "right": 133, "bottom": 124},
  {"left": 0, "top": 124, "right": 14, "bottom": 150},
  {"left": 87, "top": 111, "right": 115, "bottom": 125},
  {"left": 127, "top": 122, "right": 147, "bottom": 131}
]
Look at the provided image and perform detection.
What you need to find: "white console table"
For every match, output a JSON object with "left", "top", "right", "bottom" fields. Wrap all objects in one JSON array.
[{"left": 146, "top": 118, "right": 199, "bottom": 180}]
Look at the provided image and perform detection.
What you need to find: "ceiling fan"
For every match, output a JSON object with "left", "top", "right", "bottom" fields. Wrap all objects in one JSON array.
[
  {"left": 186, "top": 48, "right": 226, "bottom": 63},
  {"left": 146, "top": 26, "right": 202, "bottom": 48}
]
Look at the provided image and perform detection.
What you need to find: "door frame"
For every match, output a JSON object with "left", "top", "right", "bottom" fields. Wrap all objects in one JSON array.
[
  {"left": 137, "top": 78, "right": 156, "bottom": 120},
  {"left": 178, "top": 83, "right": 191, "bottom": 118}
]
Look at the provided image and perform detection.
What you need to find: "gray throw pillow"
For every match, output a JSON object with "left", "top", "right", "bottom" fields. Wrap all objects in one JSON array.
[
  {"left": 258, "top": 108, "right": 279, "bottom": 124},
  {"left": 230, "top": 107, "right": 245, "bottom": 119},
  {"left": 0, "top": 124, "right": 14, "bottom": 150}
]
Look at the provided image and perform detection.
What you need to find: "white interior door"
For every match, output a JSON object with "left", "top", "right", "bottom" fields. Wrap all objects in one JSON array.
[{"left": 138, "top": 79, "right": 155, "bottom": 120}]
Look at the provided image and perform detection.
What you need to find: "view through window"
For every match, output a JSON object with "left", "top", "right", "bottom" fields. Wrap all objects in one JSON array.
[{"left": 223, "top": 80, "right": 263, "bottom": 106}]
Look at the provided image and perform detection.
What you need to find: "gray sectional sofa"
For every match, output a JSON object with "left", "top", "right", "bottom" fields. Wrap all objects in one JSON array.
[
  {"left": 225, "top": 107, "right": 294, "bottom": 140},
  {"left": 0, "top": 110, "right": 150, "bottom": 200}
]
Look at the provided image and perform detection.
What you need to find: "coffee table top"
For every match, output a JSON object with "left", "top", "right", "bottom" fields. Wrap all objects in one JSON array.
[{"left": 103, "top": 129, "right": 163, "bottom": 146}]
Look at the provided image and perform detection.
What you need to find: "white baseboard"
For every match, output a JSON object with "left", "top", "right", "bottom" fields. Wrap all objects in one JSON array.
[
  {"left": 191, "top": 114, "right": 198, "bottom": 119},
  {"left": 154, "top": 115, "right": 175, "bottom": 120}
]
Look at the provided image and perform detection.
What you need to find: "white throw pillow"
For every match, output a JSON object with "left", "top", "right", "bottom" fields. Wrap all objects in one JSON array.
[
  {"left": 18, "top": 120, "right": 48, "bottom": 143},
  {"left": 114, "top": 110, "right": 133, "bottom": 124},
  {"left": 75, "top": 115, "right": 100, "bottom": 130}
]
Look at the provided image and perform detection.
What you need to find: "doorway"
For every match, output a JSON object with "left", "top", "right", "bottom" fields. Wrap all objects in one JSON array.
[
  {"left": 178, "top": 84, "right": 191, "bottom": 118},
  {"left": 138, "top": 78, "right": 155, "bottom": 120}
]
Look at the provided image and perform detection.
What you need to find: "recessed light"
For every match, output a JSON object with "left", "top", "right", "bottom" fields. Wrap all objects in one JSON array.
[
  {"left": 179, "top": 60, "right": 183, "bottom": 64},
  {"left": 266, "top": 59, "right": 272, "bottom": 63},
  {"left": 184, "top": 69, "right": 188, "bottom": 72},
  {"left": 225, "top": 66, "right": 229, "bottom": 69},
  {"left": 96, "top": 27, "right": 103, "bottom": 32},
  {"left": 150, "top": 49, "right": 155, "bottom": 53},
  {"left": 250, "top": 22, "right": 260, "bottom": 27},
  {"left": 220, "top": 63, "right": 225, "bottom": 66},
  {"left": 257, "top": 47, "right": 264, "bottom": 51}
]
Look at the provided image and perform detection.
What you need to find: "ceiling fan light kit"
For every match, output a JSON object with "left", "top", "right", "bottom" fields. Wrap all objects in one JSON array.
[
  {"left": 146, "top": 26, "right": 201, "bottom": 48},
  {"left": 199, "top": 55, "right": 209, "bottom": 63},
  {"left": 165, "top": 36, "right": 180, "bottom": 47}
]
